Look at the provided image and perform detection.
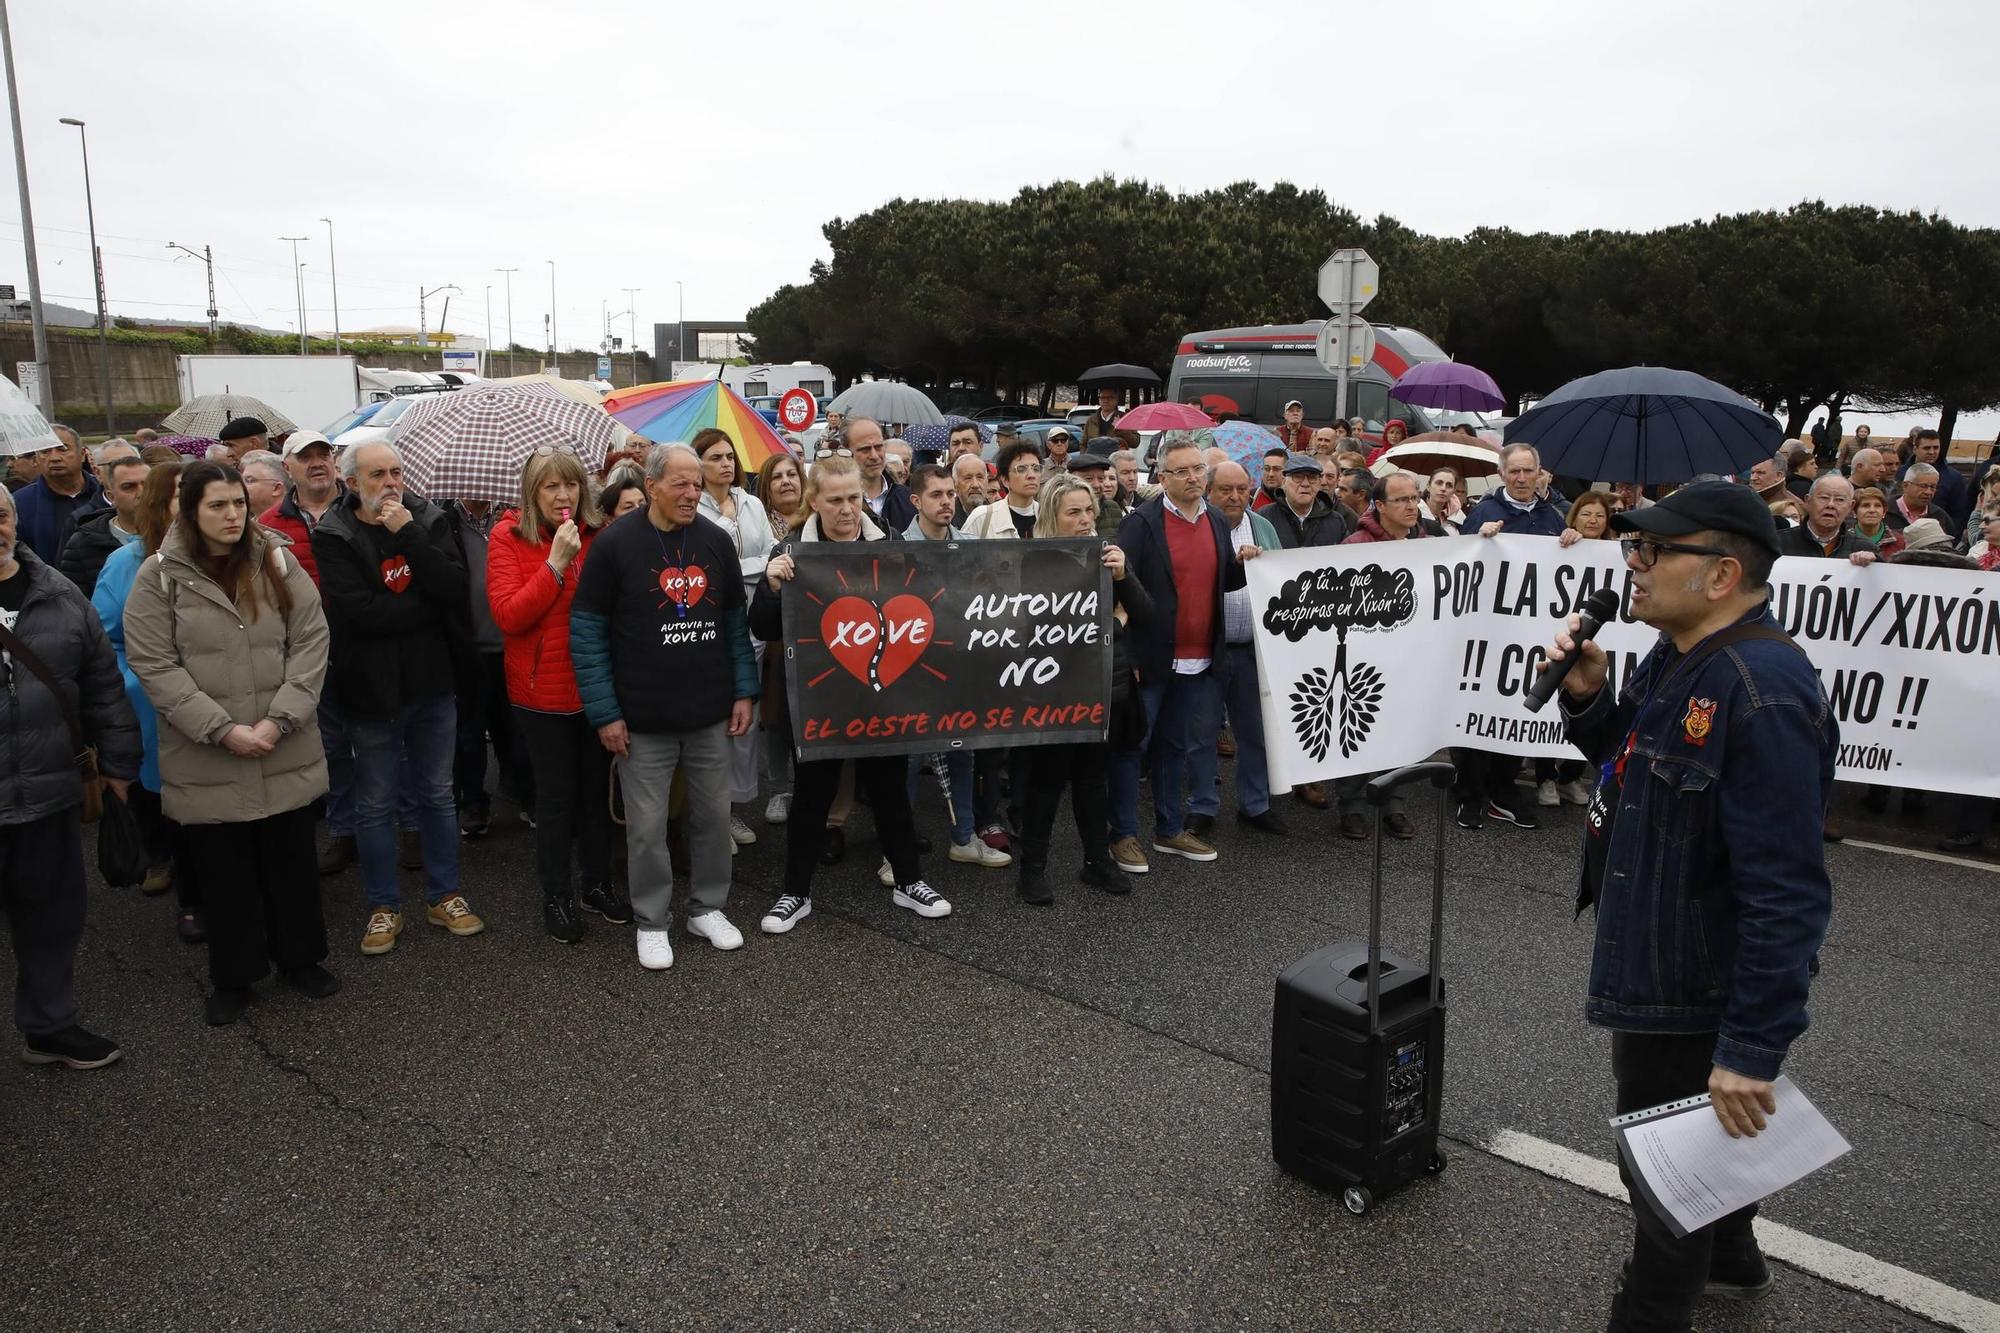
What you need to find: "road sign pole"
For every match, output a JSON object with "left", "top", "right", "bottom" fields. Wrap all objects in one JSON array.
[{"left": 1334, "top": 260, "right": 1354, "bottom": 428}]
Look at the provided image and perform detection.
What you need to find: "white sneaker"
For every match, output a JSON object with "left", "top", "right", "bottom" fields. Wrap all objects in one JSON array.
[
  {"left": 686, "top": 910, "right": 744, "bottom": 951},
  {"left": 729, "top": 815, "right": 757, "bottom": 846},
  {"left": 1536, "top": 779, "right": 1561, "bottom": 808},
  {"left": 892, "top": 880, "right": 952, "bottom": 919},
  {"left": 950, "top": 838, "right": 1013, "bottom": 868},
  {"left": 636, "top": 929, "right": 675, "bottom": 970},
  {"left": 765, "top": 792, "right": 791, "bottom": 825},
  {"left": 1558, "top": 778, "right": 1594, "bottom": 806},
  {"left": 761, "top": 894, "right": 811, "bottom": 934},
  {"left": 877, "top": 857, "right": 895, "bottom": 887}
]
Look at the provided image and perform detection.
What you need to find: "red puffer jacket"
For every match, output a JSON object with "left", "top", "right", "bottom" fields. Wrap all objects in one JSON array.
[{"left": 487, "top": 514, "right": 596, "bottom": 713}]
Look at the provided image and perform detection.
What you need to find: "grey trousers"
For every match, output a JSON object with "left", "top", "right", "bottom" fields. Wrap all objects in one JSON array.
[{"left": 623, "top": 723, "right": 733, "bottom": 930}]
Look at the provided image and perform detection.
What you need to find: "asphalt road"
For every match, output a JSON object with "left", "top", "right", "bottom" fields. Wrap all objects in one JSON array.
[{"left": 1, "top": 760, "right": 1989, "bottom": 1331}]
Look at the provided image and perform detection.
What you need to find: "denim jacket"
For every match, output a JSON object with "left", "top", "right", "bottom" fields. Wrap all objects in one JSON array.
[{"left": 1560, "top": 604, "right": 1836, "bottom": 1081}]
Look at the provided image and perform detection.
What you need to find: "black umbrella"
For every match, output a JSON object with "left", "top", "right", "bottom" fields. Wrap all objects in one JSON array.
[
  {"left": 1502, "top": 367, "right": 1782, "bottom": 484},
  {"left": 1077, "top": 363, "right": 1163, "bottom": 389}
]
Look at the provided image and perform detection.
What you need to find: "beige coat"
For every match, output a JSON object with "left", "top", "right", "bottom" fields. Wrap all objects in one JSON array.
[{"left": 122, "top": 524, "right": 330, "bottom": 826}]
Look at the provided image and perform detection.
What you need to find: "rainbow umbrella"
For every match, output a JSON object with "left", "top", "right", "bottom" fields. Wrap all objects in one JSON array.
[{"left": 602, "top": 379, "right": 794, "bottom": 469}]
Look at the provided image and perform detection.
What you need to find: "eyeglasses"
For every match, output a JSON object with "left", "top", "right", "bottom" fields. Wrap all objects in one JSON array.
[
  {"left": 1162, "top": 465, "right": 1208, "bottom": 480},
  {"left": 814, "top": 446, "right": 853, "bottom": 459},
  {"left": 532, "top": 445, "right": 578, "bottom": 458},
  {"left": 1620, "top": 536, "right": 1730, "bottom": 569}
]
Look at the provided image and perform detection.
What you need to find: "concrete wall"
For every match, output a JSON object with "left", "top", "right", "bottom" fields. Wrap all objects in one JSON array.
[{"left": 0, "top": 331, "right": 659, "bottom": 434}]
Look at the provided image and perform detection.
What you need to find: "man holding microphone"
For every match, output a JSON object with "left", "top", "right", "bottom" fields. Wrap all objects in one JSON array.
[{"left": 1539, "top": 481, "right": 1837, "bottom": 1332}]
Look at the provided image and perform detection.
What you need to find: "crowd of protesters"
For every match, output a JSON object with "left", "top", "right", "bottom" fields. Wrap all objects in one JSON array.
[{"left": 1, "top": 406, "right": 1993, "bottom": 1067}]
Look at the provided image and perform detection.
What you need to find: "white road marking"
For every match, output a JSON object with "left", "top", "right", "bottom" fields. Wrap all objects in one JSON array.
[
  {"left": 1838, "top": 837, "right": 2000, "bottom": 875},
  {"left": 1485, "top": 1129, "right": 2000, "bottom": 1332}
]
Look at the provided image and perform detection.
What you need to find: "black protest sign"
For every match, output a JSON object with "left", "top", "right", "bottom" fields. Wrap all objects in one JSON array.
[
  {"left": 781, "top": 539, "right": 1112, "bottom": 759},
  {"left": 1261, "top": 562, "right": 1417, "bottom": 761}
]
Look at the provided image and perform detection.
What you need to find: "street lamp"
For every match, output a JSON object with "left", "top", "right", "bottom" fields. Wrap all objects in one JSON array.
[
  {"left": 165, "top": 241, "right": 217, "bottom": 339},
  {"left": 546, "top": 260, "right": 557, "bottom": 373},
  {"left": 57, "top": 116, "right": 113, "bottom": 435},
  {"left": 280, "top": 235, "right": 309, "bottom": 353},
  {"left": 419, "top": 284, "right": 458, "bottom": 348},
  {"left": 320, "top": 218, "right": 341, "bottom": 354},
  {"left": 483, "top": 284, "right": 492, "bottom": 377},
  {"left": 1, "top": 2, "right": 52, "bottom": 414},
  {"left": 623, "top": 286, "right": 640, "bottom": 383},
  {"left": 496, "top": 267, "right": 518, "bottom": 376}
]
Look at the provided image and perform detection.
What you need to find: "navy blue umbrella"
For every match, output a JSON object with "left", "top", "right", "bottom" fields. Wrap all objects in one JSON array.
[{"left": 1502, "top": 367, "right": 1781, "bottom": 484}]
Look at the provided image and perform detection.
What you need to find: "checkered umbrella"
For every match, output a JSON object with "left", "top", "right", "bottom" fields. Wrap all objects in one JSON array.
[
  {"left": 161, "top": 394, "right": 297, "bottom": 438},
  {"left": 386, "top": 381, "right": 623, "bottom": 503}
]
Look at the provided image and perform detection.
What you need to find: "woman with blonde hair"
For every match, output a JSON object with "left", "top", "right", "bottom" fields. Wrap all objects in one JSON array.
[
  {"left": 124, "top": 461, "right": 332, "bottom": 1026},
  {"left": 487, "top": 446, "right": 621, "bottom": 942}
]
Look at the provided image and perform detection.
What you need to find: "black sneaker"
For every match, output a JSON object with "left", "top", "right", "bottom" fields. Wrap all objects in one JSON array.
[
  {"left": 1939, "top": 832, "right": 1982, "bottom": 853},
  {"left": 204, "top": 987, "right": 252, "bottom": 1027},
  {"left": 1454, "top": 801, "right": 1484, "bottom": 831},
  {"left": 1078, "top": 861, "right": 1133, "bottom": 895},
  {"left": 280, "top": 964, "right": 341, "bottom": 999},
  {"left": 1186, "top": 813, "right": 1217, "bottom": 838},
  {"left": 1017, "top": 871, "right": 1054, "bottom": 906},
  {"left": 460, "top": 804, "right": 491, "bottom": 839},
  {"left": 1703, "top": 1250, "right": 1773, "bottom": 1300},
  {"left": 22, "top": 1025, "right": 123, "bottom": 1069},
  {"left": 544, "top": 894, "right": 585, "bottom": 944},
  {"left": 1235, "top": 807, "right": 1289, "bottom": 836},
  {"left": 761, "top": 894, "right": 812, "bottom": 934},
  {"left": 892, "top": 880, "right": 952, "bottom": 918},
  {"left": 1485, "top": 800, "right": 1538, "bottom": 830},
  {"left": 578, "top": 881, "right": 632, "bottom": 925}
]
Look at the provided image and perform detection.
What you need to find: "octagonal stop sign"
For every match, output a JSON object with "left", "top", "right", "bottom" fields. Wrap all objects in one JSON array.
[{"left": 1317, "top": 249, "right": 1379, "bottom": 312}]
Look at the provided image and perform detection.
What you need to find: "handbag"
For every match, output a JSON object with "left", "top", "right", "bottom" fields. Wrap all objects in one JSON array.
[
  {"left": 0, "top": 619, "right": 105, "bottom": 823},
  {"left": 96, "top": 787, "right": 147, "bottom": 887}
]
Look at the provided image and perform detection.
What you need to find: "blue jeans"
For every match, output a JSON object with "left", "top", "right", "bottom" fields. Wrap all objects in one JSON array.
[
  {"left": 1189, "top": 643, "right": 1268, "bottom": 818},
  {"left": 909, "top": 752, "right": 975, "bottom": 846},
  {"left": 1109, "top": 668, "right": 1217, "bottom": 841},
  {"left": 320, "top": 694, "right": 421, "bottom": 839},
  {"left": 349, "top": 695, "right": 459, "bottom": 909}
]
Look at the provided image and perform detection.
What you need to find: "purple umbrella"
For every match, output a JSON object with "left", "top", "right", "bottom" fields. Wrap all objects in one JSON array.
[{"left": 1391, "top": 361, "right": 1505, "bottom": 412}]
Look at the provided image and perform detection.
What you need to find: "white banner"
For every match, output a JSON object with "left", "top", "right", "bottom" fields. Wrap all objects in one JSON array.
[{"left": 1248, "top": 535, "right": 2000, "bottom": 797}]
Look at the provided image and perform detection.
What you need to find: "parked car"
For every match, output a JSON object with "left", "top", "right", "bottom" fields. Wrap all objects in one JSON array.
[{"left": 967, "top": 403, "right": 1043, "bottom": 424}]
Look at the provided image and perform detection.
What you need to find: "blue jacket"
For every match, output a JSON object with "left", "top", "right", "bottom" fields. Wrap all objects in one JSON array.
[
  {"left": 870, "top": 479, "right": 917, "bottom": 534},
  {"left": 1560, "top": 604, "right": 1836, "bottom": 1081},
  {"left": 14, "top": 474, "right": 108, "bottom": 566},
  {"left": 91, "top": 540, "right": 161, "bottom": 793},
  {"left": 1111, "top": 495, "right": 1245, "bottom": 685},
  {"left": 1463, "top": 490, "right": 1568, "bottom": 537}
]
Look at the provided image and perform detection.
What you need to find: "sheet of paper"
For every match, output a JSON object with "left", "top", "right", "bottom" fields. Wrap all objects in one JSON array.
[{"left": 1611, "top": 1075, "right": 1851, "bottom": 1238}]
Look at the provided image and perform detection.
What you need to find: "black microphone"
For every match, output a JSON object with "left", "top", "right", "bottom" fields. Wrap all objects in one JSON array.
[{"left": 1524, "top": 587, "right": 1621, "bottom": 713}]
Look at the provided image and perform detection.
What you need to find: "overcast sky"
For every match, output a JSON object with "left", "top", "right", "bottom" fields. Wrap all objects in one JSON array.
[{"left": 5, "top": 0, "right": 1996, "bottom": 382}]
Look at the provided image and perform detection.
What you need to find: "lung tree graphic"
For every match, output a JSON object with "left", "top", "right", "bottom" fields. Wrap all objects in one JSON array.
[{"left": 1267, "top": 564, "right": 1416, "bottom": 761}]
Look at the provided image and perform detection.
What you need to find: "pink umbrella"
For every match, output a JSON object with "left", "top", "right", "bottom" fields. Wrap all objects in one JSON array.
[{"left": 1116, "top": 401, "right": 1214, "bottom": 432}]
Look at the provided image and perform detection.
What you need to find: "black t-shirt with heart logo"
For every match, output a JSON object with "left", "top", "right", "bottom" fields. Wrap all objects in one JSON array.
[{"left": 571, "top": 508, "right": 746, "bottom": 734}]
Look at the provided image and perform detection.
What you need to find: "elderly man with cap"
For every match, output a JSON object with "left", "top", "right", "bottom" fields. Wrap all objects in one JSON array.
[
  {"left": 217, "top": 416, "right": 270, "bottom": 464},
  {"left": 1540, "top": 480, "right": 1836, "bottom": 1332},
  {"left": 1064, "top": 451, "right": 1125, "bottom": 538},
  {"left": 1272, "top": 399, "right": 1312, "bottom": 451},
  {"left": 1044, "top": 425, "right": 1076, "bottom": 473},
  {"left": 1267, "top": 451, "right": 1354, "bottom": 550}
]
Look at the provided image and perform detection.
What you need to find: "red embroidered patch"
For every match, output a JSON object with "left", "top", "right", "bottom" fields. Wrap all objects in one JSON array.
[{"left": 1681, "top": 697, "right": 1716, "bottom": 746}]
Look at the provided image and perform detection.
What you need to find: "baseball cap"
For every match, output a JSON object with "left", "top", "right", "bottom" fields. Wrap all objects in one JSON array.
[
  {"left": 1610, "top": 479, "right": 1781, "bottom": 554},
  {"left": 1047, "top": 426, "right": 1072, "bottom": 441},
  {"left": 1283, "top": 399, "right": 1304, "bottom": 412},
  {"left": 1281, "top": 451, "right": 1323, "bottom": 477},
  {"left": 281, "top": 429, "right": 333, "bottom": 458}
]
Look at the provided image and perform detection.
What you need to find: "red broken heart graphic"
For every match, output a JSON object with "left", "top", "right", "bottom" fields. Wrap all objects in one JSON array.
[
  {"left": 820, "top": 593, "right": 935, "bottom": 691},
  {"left": 658, "top": 565, "right": 708, "bottom": 608}
]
